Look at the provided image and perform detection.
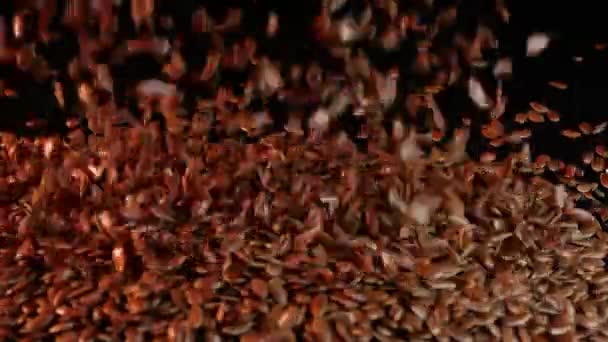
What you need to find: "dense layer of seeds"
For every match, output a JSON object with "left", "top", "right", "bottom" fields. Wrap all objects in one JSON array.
[{"left": 0, "top": 128, "right": 606, "bottom": 341}]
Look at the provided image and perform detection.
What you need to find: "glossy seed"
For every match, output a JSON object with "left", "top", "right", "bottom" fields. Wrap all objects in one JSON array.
[
  {"left": 481, "top": 126, "right": 498, "bottom": 139},
  {"left": 561, "top": 129, "right": 581, "bottom": 139},
  {"left": 600, "top": 173, "right": 608, "bottom": 188},
  {"left": 481, "top": 120, "right": 505, "bottom": 139},
  {"left": 250, "top": 278, "right": 268, "bottom": 299},
  {"left": 577, "top": 182, "right": 597, "bottom": 193},
  {"left": 546, "top": 110, "right": 561, "bottom": 122},
  {"left": 529, "top": 102, "right": 549, "bottom": 113},
  {"left": 112, "top": 246, "right": 126, "bottom": 273},
  {"left": 528, "top": 111, "right": 545, "bottom": 123}
]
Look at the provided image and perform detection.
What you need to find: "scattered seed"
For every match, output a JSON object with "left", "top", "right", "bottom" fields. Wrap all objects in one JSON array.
[
  {"left": 561, "top": 129, "right": 582, "bottom": 139},
  {"left": 548, "top": 81, "right": 568, "bottom": 90},
  {"left": 529, "top": 102, "right": 549, "bottom": 113}
]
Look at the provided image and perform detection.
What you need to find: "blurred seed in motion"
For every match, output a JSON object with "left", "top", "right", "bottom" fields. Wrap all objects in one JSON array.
[
  {"left": 431, "top": 130, "right": 444, "bottom": 142},
  {"left": 468, "top": 76, "right": 492, "bottom": 109},
  {"left": 527, "top": 32, "right": 551, "bottom": 57},
  {"left": 561, "top": 129, "right": 581, "bottom": 139},
  {"left": 592, "top": 121, "right": 607, "bottom": 134},
  {"left": 529, "top": 102, "right": 548, "bottom": 113},
  {"left": 600, "top": 173, "right": 608, "bottom": 188},
  {"left": 582, "top": 152, "right": 594, "bottom": 165},
  {"left": 548, "top": 159, "right": 562, "bottom": 172},
  {"left": 548, "top": 80, "right": 568, "bottom": 90},
  {"left": 547, "top": 110, "right": 561, "bottom": 122},
  {"left": 528, "top": 111, "right": 545, "bottom": 123},
  {"left": 563, "top": 164, "right": 577, "bottom": 178},
  {"left": 592, "top": 157, "right": 605, "bottom": 173},
  {"left": 577, "top": 182, "right": 597, "bottom": 193},
  {"left": 595, "top": 145, "right": 608, "bottom": 157},
  {"left": 578, "top": 122, "right": 593, "bottom": 135},
  {"left": 112, "top": 245, "right": 126, "bottom": 273}
]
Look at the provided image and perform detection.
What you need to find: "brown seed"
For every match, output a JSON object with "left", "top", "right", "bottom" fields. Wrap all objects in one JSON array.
[
  {"left": 595, "top": 43, "right": 608, "bottom": 50},
  {"left": 529, "top": 102, "right": 549, "bottom": 113},
  {"left": 579, "top": 122, "right": 593, "bottom": 135},
  {"left": 21, "top": 307, "right": 55, "bottom": 333},
  {"left": 431, "top": 129, "right": 444, "bottom": 142},
  {"left": 582, "top": 151, "right": 594, "bottom": 165},
  {"left": 596, "top": 145, "right": 608, "bottom": 157},
  {"left": 563, "top": 164, "right": 577, "bottom": 178},
  {"left": 311, "top": 317, "right": 334, "bottom": 342},
  {"left": 187, "top": 304, "right": 204, "bottom": 328},
  {"left": 576, "top": 182, "right": 597, "bottom": 193},
  {"left": 481, "top": 126, "right": 496, "bottom": 140},
  {"left": 561, "top": 129, "right": 581, "bottom": 139},
  {"left": 528, "top": 111, "right": 545, "bottom": 123},
  {"left": 49, "top": 321, "right": 76, "bottom": 334},
  {"left": 592, "top": 156, "right": 605, "bottom": 173},
  {"left": 276, "top": 305, "right": 302, "bottom": 329},
  {"left": 250, "top": 278, "right": 268, "bottom": 299},
  {"left": 546, "top": 110, "right": 561, "bottom": 122},
  {"left": 309, "top": 294, "right": 328, "bottom": 317},
  {"left": 535, "top": 154, "right": 551, "bottom": 168},
  {"left": 601, "top": 173, "right": 608, "bottom": 188},
  {"left": 268, "top": 277, "right": 288, "bottom": 305},
  {"left": 15, "top": 238, "right": 35, "bottom": 259},
  {"left": 548, "top": 81, "right": 568, "bottom": 90},
  {"left": 112, "top": 245, "right": 126, "bottom": 273}
]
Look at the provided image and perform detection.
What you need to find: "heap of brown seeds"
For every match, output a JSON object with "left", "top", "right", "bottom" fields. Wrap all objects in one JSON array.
[{"left": 0, "top": 126, "right": 606, "bottom": 342}]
